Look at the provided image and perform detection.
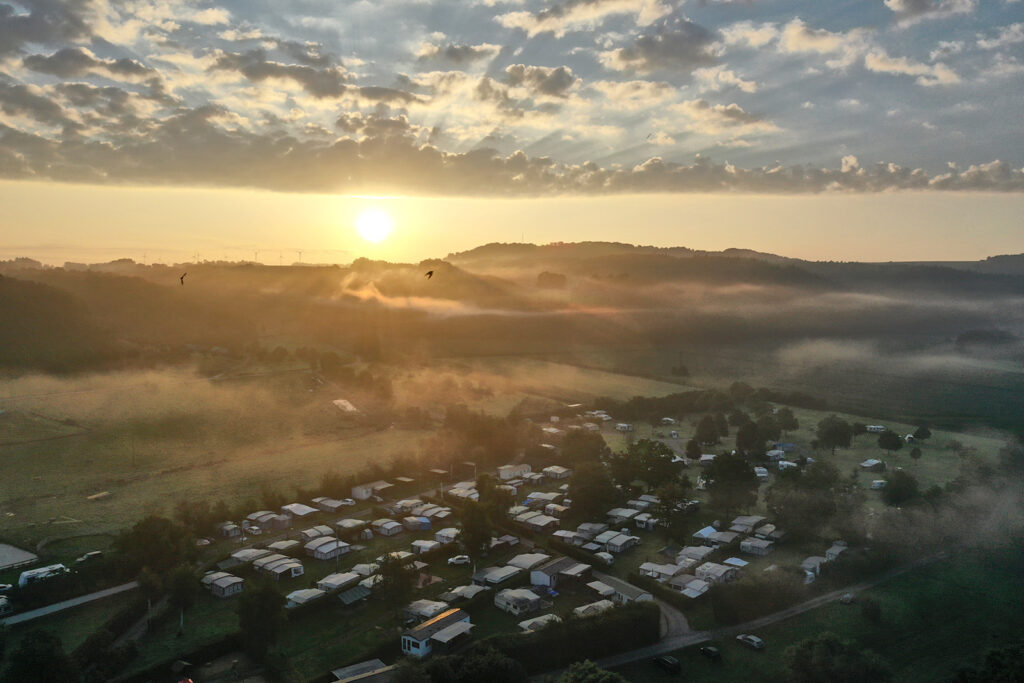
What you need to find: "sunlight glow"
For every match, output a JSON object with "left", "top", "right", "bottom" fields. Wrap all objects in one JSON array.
[{"left": 356, "top": 209, "right": 394, "bottom": 243}]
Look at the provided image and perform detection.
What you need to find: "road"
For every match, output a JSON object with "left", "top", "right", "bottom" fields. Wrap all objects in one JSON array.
[
  {"left": 1, "top": 581, "right": 138, "bottom": 626},
  {"left": 536, "top": 552, "right": 947, "bottom": 678},
  {"left": 591, "top": 571, "right": 691, "bottom": 639}
]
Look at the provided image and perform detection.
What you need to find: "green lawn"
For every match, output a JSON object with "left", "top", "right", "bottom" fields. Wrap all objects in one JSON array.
[
  {"left": 5, "top": 589, "right": 138, "bottom": 654},
  {"left": 613, "top": 546, "right": 1024, "bottom": 683}
]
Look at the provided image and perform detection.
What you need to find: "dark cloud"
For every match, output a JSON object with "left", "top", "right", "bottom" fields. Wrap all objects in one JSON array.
[
  {"left": 0, "top": 80, "right": 68, "bottom": 125},
  {"left": 417, "top": 42, "right": 501, "bottom": 65},
  {"left": 209, "top": 49, "right": 350, "bottom": 98},
  {"left": 23, "top": 47, "right": 153, "bottom": 79},
  {"left": 600, "top": 20, "right": 717, "bottom": 74},
  {"left": 0, "top": 0, "right": 91, "bottom": 56},
  {"left": 504, "top": 64, "right": 578, "bottom": 98}
]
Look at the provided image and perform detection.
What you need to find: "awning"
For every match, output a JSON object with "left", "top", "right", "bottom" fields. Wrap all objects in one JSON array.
[{"left": 431, "top": 620, "right": 474, "bottom": 644}]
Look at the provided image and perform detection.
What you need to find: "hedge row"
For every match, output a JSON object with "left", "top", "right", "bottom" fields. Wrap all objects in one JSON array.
[{"left": 468, "top": 601, "right": 660, "bottom": 674}]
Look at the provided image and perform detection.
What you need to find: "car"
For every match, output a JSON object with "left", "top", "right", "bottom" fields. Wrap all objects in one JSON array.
[
  {"left": 840, "top": 592, "right": 856, "bottom": 604},
  {"left": 75, "top": 551, "right": 103, "bottom": 564},
  {"left": 736, "top": 634, "right": 765, "bottom": 650},
  {"left": 653, "top": 656, "right": 682, "bottom": 674},
  {"left": 447, "top": 555, "right": 471, "bottom": 566},
  {"left": 699, "top": 646, "right": 722, "bottom": 661},
  {"left": 339, "top": 498, "right": 356, "bottom": 506},
  {"left": 0, "top": 583, "right": 12, "bottom": 593},
  {"left": 247, "top": 526, "right": 262, "bottom": 535}
]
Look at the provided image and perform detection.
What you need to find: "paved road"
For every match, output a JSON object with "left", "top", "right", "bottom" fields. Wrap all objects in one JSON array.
[
  {"left": 536, "top": 552, "right": 948, "bottom": 679},
  {"left": 1, "top": 581, "right": 138, "bottom": 626},
  {"left": 592, "top": 571, "right": 691, "bottom": 639}
]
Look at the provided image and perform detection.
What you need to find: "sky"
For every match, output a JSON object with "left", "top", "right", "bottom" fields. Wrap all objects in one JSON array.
[{"left": 1, "top": 0, "right": 1023, "bottom": 263}]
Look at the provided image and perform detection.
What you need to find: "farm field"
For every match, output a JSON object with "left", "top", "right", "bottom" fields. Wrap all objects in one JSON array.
[{"left": 613, "top": 545, "right": 1024, "bottom": 683}]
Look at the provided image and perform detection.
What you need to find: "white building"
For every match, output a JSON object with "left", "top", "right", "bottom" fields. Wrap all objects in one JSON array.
[
  {"left": 304, "top": 537, "right": 350, "bottom": 561},
  {"left": 400, "top": 609, "right": 473, "bottom": 659},
  {"left": 494, "top": 588, "right": 541, "bottom": 615},
  {"left": 497, "top": 464, "right": 531, "bottom": 480},
  {"left": 286, "top": 588, "right": 325, "bottom": 608},
  {"left": 317, "top": 572, "right": 360, "bottom": 592}
]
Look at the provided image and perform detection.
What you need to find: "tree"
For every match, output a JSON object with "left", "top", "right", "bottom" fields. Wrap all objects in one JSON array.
[
  {"left": 882, "top": 469, "right": 919, "bottom": 506},
  {"left": 607, "top": 453, "right": 641, "bottom": 490},
  {"left": 860, "top": 598, "right": 882, "bottom": 623},
  {"left": 756, "top": 415, "right": 782, "bottom": 443},
  {"left": 376, "top": 551, "right": 415, "bottom": 619},
  {"left": 705, "top": 452, "right": 758, "bottom": 516},
  {"left": 714, "top": 412, "right": 730, "bottom": 439},
  {"left": 728, "top": 410, "right": 751, "bottom": 427},
  {"left": 114, "top": 515, "right": 194, "bottom": 575},
  {"left": 735, "top": 421, "right": 764, "bottom": 455},
  {"left": 569, "top": 462, "right": 618, "bottom": 520},
  {"left": 237, "top": 582, "right": 286, "bottom": 658},
  {"left": 694, "top": 414, "right": 719, "bottom": 445},
  {"left": 852, "top": 422, "right": 867, "bottom": 438},
  {"left": 459, "top": 501, "right": 491, "bottom": 560},
  {"left": 729, "top": 381, "right": 756, "bottom": 403},
  {"left": 777, "top": 407, "right": 799, "bottom": 435},
  {"left": 878, "top": 430, "right": 904, "bottom": 456},
  {"left": 0, "top": 630, "right": 78, "bottom": 683},
  {"left": 653, "top": 479, "right": 693, "bottom": 539},
  {"left": 951, "top": 640, "right": 1024, "bottom": 683},
  {"left": 786, "top": 632, "right": 892, "bottom": 683},
  {"left": 912, "top": 424, "right": 932, "bottom": 441},
  {"left": 817, "top": 416, "right": 853, "bottom": 455},
  {"left": 167, "top": 565, "right": 198, "bottom": 634},
  {"left": 685, "top": 438, "right": 701, "bottom": 460},
  {"left": 557, "top": 660, "right": 629, "bottom": 683},
  {"left": 627, "top": 439, "right": 679, "bottom": 490},
  {"left": 422, "top": 647, "right": 527, "bottom": 683},
  {"left": 561, "top": 430, "right": 610, "bottom": 466},
  {"left": 910, "top": 446, "right": 922, "bottom": 463}
]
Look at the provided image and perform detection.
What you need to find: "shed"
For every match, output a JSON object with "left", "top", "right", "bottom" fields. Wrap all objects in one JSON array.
[
  {"left": 286, "top": 588, "right": 326, "bottom": 608},
  {"left": 411, "top": 539, "right": 441, "bottom": 554},
  {"left": 311, "top": 497, "right": 346, "bottom": 513},
  {"left": 740, "top": 538, "right": 774, "bottom": 556},
  {"left": 519, "top": 613, "right": 562, "bottom": 632},
  {"left": 494, "top": 588, "right": 541, "bottom": 615},
  {"left": 695, "top": 562, "right": 738, "bottom": 583},
  {"left": 219, "top": 522, "right": 241, "bottom": 538},
  {"left": 267, "top": 540, "right": 301, "bottom": 554},
  {"left": 596, "top": 574, "right": 653, "bottom": 604},
  {"left": 730, "top": 515, "right": 767, "bottom": 534},
  {"left": 472, "top": 565, "right": 522, "bottom": 586},
  {"left": 606, "top": 533, "right": 641, "bottom": 554},
  {"left": 576, "top": 522, "right": 609, "bottom": 539},
  {"left": 542, "top": 465, "right": 572, "bottom": 479},
  {"left": 400, "top": 609, "right": 472, "bottom": 659},
  {"left": 677, "top": 545, "right": 715, "bottom": 563},
  {"left": 405, "top": 599, "right": 450, "bottom": 621},
  {"left": 435, "top": 527, "right": 460, "bottom": 545},
  {"left": 530, "top": 556, "right": 590, "bottom": 588},
  {"left": 317, "top": 572, "right": 361, "bottom": 592},
  {"left": 305, "top": 537, "right": 350, "bottom": 561},
  {"left": 508, "top": 553, "right": 551, "bottom": 570},
  {"left": 281, "top": 503, "right": 318, "bottom": 518},
  {"left": 574, "top": 599, "right": 616, "bottom": 617},
  {"left": 300, "top": 525, "right": 336, "bottom": 543}
]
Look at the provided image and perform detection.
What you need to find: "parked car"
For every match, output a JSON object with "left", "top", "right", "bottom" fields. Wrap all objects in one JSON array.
[
  {"left": 75, "top": 551, "right": 103, "bottom": 564},
  {"left": 653, "top": 656, "right": 682, "bottom": 674},
  {"left": 736, "top": 634, "right": 765, "bottom": 650},
  {"left": 339, "top": 498, "right": 356, "bottom": 506},
  {"left": 699, "top": 646, "right": 722, "bottom": 661},
  {"left": 840, "top": 592, "right": 856, "bottom": 604},
  {"left": 448, "top": 555, "right": 471, "bottom": 566},
  {"left": 0, "top": 583, "right": 12, "bottom": 593}
]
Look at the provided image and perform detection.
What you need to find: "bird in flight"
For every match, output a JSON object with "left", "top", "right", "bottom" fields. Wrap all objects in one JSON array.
[
  {"left": 424, "top": 270, "right": 434, "bottom": 279},
  {"left": 180, "top": 272, "right": 187, "bottom": 286}
]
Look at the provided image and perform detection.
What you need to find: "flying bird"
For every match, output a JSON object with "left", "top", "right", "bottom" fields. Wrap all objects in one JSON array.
[
  {"left": 424, "top": 270, "right": 434, "bottom": 279},
  {"left": 180, "top": 272, "right": 187, "bottom": 286},
  {"left": 646, "top": 133, "right": 654, "bottom": 140}
]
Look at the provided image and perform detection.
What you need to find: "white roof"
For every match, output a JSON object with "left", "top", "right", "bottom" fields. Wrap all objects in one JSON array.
[
  {"left": 574, "top": 599, "right": 615, "bottom": 616},
  {"left": 335, "top": 518, "right": 366, "bottom": 529},
  {"left": 586, "top": 581, "right": 616, "bottom": 597},
  {"left": 508, "top": 553, "right": 551, "bottom": 570},
  {"left": 519, "top": 614, "right": 562, "bottom": 632},
  {"left": 282, "top": 503, "right": 318, "bottom": 517},
  {"left": 431, "top": 620, "right": 474, "bottom": 644},
  {"left": 286, "top": 588, "right": 325, "bottom": 605},
  {"left": 317, "top": 572, "right": 360, "bottom": 590}
]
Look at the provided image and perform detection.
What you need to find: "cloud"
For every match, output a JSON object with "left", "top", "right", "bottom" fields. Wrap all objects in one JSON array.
[
  {"left": 23, "top": 47, "right": 154, "bottom": 81},
  {"left": 0, "top": 0, "right": 92, "bottom": 56},
  {"left": 209, "top": 49, "right": 350, "bottom": 98},
  {"left": 864, "top": 49, "right": 960, "bottom": 86},
  {"left": 977, "top": 23, "right": 1024, "bottom": 50},
  {"left": 416, "top": 41, "right": 502, "bottom": 65},
  {"left": 504, "top": 64, "right": 579, "bottom": 97},
  {"left": 719, "top": 20, "right": 779, "bottom": 48},
  {"left": 0, "top": 80, "right": 68, "bottom": 126},
  {"left": 929, "top": 40, "right": 963, "bottom": 61},
  {"left": 778, "top": 18, "right": 871, "bottom": 69},
  {"left": 587, "top": 78, "right": 676, "bottom": 109},
  {"left": 694, "top": 65, "right": 757, "bottom": 92},
  {"left": 669, "top": 98, "right": 777, "bottom": 135},
  {"left": 497, "top": 0, "right": 671, "bottom": 38},
  {"left": 599, "top": 20, "right": 717, "bottom": 74},
  {"left": 884, "top": 0, "right": 977, "bottom": 25}
]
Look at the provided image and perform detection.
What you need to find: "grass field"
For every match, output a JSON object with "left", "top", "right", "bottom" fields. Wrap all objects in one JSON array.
[
  {"left": 5, "top": 589, "right": 138, "bottom": 654},
  {"left": 613, "top": 545, "right": 1024, "bottom": 683}
]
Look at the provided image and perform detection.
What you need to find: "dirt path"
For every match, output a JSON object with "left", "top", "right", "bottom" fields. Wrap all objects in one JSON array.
[{"left": 1, "top": 581, "right": 138, "bottom": 626}]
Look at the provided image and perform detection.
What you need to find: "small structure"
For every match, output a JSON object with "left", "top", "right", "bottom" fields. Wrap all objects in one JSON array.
[
  {"left": 317, "top": 572, "right": 361, "bottom": 592},
  {"left": 530, "top": 556, "right": 591, "bottom": 588},
  {"left": 498, "top": 464, "right": 531, "bottom": 480},
  {"left": 219, "top": 522, "right": 242, "bottom": 538},
  {"left": 754, "top": 524, "right": 786, "bottom": 542},
  {"left": 633, "top": 513, "right": 659, "bottom": 531},
  {"left": 400, "top": 609, "right": 473, "bottom": 659},
  {"left": 18, "top": 564, "right": 70, "bottom": 587},
  {"left": 305, "top": 537, "right": 350, "bottom": 561},
  {"left": 605, "top": 533, "right": 641, "bottom": 554},
  {"left": 826, "top": 541, "right": 848, "bottom": 561},
  {"left": 575, "top": 599, "right": 616, "bottom": 617},
  {"left": 695, "top": 562, "right": 738, "bottom": 584},
  {"left": 606, "top": 508, "right": 639, "bottom": 525},
  {"left": 371, "top": 518, "right": 403, "bottom": 536},
  {"left": 352, "top": 480, "right": 393, "bottom": 500},
  {"left": 668, "top": 574, "right": 709, "bottom": 599},
  {"left": 472, "top": 565, "right": 522, "bottom": 587},
  {"left": 335, "top": 518, "right": 368, "bottom": 536},
  {"left": 508, "top": 553, "right": 552, "bottom": 570},
  {"left": 339, "top": 585, "right": 372, "bottom": 606},
  {"left": 405, "top": 599, "right": 450, "bottom": 622},
  {"left": 300, "top": 525, "right": 336, "bottom": 543},
  {"left": 439, "top": 584, "right": 489, "bottom": 602},
  {"left": 740, "top": 538, "right": 774, "bottom": 556},
  {"left": 522, "top": 514, "right": 560, "bottom": 533},
  {"left": 692, "top": 525, "right": 716, "bottom": 542},
  {"left": 435, "top": 527, "right": 460, "bottom": 545},
  {"left": 267, "top": 540, "right": 301, "bottom": 554},
  {"left": 411, "top": 539, "right": 441, "bottom": 555},
  {"left": 202, "top": 572, "right": 244, "bottom": 598},
  {"left": 286, "top": 588, "right": 326, "bottom": 609},
  {"left": 639, "top": 562, "right": 684, "bottom": 582},
  {"left": 542, "top": 465, "right": 572, "bottom": 479},
  {"left": 699, "top": 454, "right": 717, "bottom": 467},
  {"left": 403, "top": 516, "right": 431, "bottom": 532},
  {"left": 706, "top": 531, "right": 741, "bottom": 548},
  {"left": 595, "top": 574, "right": 653, "bottom": 604},
  {"left": 860, "top": 459, "right": 886, "bottom": 472},
  {"left": 495, "top": 588, "right": 541, "bottom": 615},
  {"left": 281, "top": 503, "right": 318, "bottom": 519},
  {"left": 576, "top": 522, "right": 609, "bottom": 539},
  {"left": 331, "top": 659, "right": 393, "bottom": 683},
  {"left": 867, "top": 425, "right": 886, "bottom": 433},
  {"left": 519, "top": 613, "right": 561, "bottom": 632},
  {"left": 311, "top": 497, "right": 346, "bottom": 513},
  {"left": 626, "top": 499, "right": 652, "bottom": 512},
  {"left": 352, "top": 563, "right": 380, "bottom": 577},
  {"left": 729, "top": 515, "right": 767, "bottom": 534},
  {"left": 257, "top": 556, "right": 305, "bottom": 581},
  {"left": 230, "top": 548, "right": 273, "bottom": 566}
]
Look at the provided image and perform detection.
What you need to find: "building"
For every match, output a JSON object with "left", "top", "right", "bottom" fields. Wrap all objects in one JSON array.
[
  {"left": 219, "top": 522, "right": 242, "bottom": 538},
  {"left": 305, "top": 537, "right": 350, "bottom": 561},
  {"left": 267, "top": 540, "right": 301, "bottom": 554},
  {"left": 729, "top": 515, "right": 767, "bottom": 534},
  {"left": 400, "top": 609, "right": 473, "bottom": 659},
  {"left": 596, "top": 574, "right": 653, "bottom": 604},
  {"left": 286, "top": 588, "right": 326, "bottom": 608},
  {"left": 574, "top": 599, "right": 616, "bottom": 617},
  {"left": 352, "top": 480, "right": 393, "bottom": 500},
  {"left": 740, "top": 538, "right": 774, "bottom": 556},
  {"left": 254, "top": 554, "right": 304, "bottom": 580},
  {"left": 530, "top": 556, "right": 591, "bottom": 588},
  {"left": 867, "top": 425, "right": 887, "bottom": 433},
  {"left": 311, "top": 497, "right": 346, "bottom": 513},
  {"left": 317, "top": 572, "right": 361, "bottom": 592},
  {"left": 696, "top": 562, "right": 738, "bottom": 584},
  {"left": 330, "top": 659, "right": 394, "bottom": 683},
  {"left": 230, "top": 548, "right": 274, "bottom": 566},
  {"left": 281, "top": 503, "right": 318, "bottom": 519},
  {"left": 498, "top": 463, "right": 531, "bottom": 480},
  {"left": 495, "top": 588, "right": 542, "bottom": 615},
  {"left": 411, "top": 539, "right": 441, "bottom": 554},
  {"left": 300, "top": 525, "right": 336, "bottom": 543},
  {"left": 508, "top": 553, "right": 552, "bottom": 570},
  {"left": 639, "top": 562, "right": 684, "bottom": 582},
  {"left": 542, "top": 465, "right": 572, "bottom": 479},
  {"left": 471, "top": 565, "right": 522, "bottom": 587},
  {"left": 633, "top": 513, "right": 659, "bottom": 531},
  {"left": 405, "top": 599, "right": 450, "bottom": 622},
  {"left": 518, "top": 613, "right": 561, "bottom": 632},
  {"left": 576, "top": 522, "right": 609, "bottom": 539},
  {"left": 706, "top": 531, "right": 741, "bottom": 548},
  {"left": 668, "top": 574, "right": 709, "bottom": 599},
  {"left": 626, "top": 499, "right": 652, "bottom": 512},
  {"left": 606, "top": 508, "right": 639, "bottom": 525},
  {"left": 435, "top": 527, "right": 460, "bottom": 545},
  {"left": 523, "top": 514, "right": 560, "bottom": 533},
  {"left": 754, "top": 524, "right": 786, "bottom": 542},
  {"left": 605, "top": 533, "right": 641, "bottom": 554},
  {"left": 438, "top": 584, "right": 489, "bottom": 602},
  {"left": 826, "top": 541, "right": 848, "bottom": 561},
  {"left": 335, "top": 518, "right": 368, "bottom": 536},
  {"left": 403, "top": 516, "right": 431, "bottom": 532},
  {"left": 202, "top": 572, "right": 244, "bottom": 598},
  {"left": 860, "top": 459, "right": 886, "bottom": 472},
  {"left": 371, "top": 519, "right": 403, "bottom": 536}
]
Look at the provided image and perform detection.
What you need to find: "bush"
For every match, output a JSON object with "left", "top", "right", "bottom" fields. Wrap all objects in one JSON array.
[
  {"left": 709, "top": 572, "right": 806, "bottom": 625},
  {"left": 860, "top": 597, "right": 882, "bottom": 623}
]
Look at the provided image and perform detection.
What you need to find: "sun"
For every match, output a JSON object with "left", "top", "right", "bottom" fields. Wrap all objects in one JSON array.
[{"left": 356, "top": 209, "right": 394, "bottom": 243}]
